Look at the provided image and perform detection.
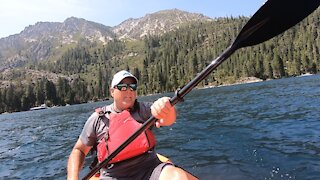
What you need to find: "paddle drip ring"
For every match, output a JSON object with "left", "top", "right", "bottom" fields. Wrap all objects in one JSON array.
[{"left": 174, "top": 89, "right": 184, "bottom": 102}]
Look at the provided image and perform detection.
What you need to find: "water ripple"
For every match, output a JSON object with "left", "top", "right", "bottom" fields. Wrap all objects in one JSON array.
[{"left": 1, "top": 75, "right": 320, "bottom": 179}]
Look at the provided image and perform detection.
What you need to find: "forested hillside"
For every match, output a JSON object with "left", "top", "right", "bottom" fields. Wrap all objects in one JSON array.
[{"left": 0, "top": 8, "right": 319, "bottom": 113}]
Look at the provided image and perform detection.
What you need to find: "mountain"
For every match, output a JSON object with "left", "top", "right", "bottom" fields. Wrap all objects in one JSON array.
[
  {"left": 0, "top": 10, "right": 212, "bottom": 72},
  {"left": 112, "top": 9, "right": 213, "bottom": 40},
  {"left": 0, "top": 17, "right": 115, "bottom": 71},
  {"left": 20, "top": 17, "right": 115, "bottom": 44}
]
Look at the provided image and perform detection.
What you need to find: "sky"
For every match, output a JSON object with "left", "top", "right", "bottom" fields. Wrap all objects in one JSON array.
[{"left": 0, "top": 0, "right": 266, "bottom": 38}]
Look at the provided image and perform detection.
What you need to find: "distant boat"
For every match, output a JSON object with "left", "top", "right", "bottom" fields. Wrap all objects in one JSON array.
[
  {"left": 30, "top": 104, "right": 48, "bottom": 111},
  {"left": 298, "top": 73, "right": 313, "bottom": 77}
]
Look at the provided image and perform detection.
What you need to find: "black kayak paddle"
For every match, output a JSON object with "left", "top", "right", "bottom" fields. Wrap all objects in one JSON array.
[{"left": 82, "top": 0, "right": 320, "bottom": 179}]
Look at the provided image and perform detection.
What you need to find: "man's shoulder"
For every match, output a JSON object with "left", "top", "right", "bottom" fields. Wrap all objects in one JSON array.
[
  {"left": 87, "top": 104, "right": 111, "bottom": 120},
  {"left": 99, "top": 104, "right": 111, "bottom": 112}
]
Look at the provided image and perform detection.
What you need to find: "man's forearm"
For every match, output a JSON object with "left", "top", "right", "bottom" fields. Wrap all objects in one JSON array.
[{"left": 67, "top": 148, "right": 86, "bottom": 180}]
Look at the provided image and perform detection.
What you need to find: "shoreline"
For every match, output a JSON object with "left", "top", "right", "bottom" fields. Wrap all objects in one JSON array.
[
  {"left": 198, "top": 76, "right": 264, "bottom": 90},
  {"left": 1, "top": 74, "right": 317, "bottom": 114}
]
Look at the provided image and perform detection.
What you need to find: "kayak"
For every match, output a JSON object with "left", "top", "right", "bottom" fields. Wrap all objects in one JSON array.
[{"left": 89, "top": 154, "right": 172, "bottom": 180}]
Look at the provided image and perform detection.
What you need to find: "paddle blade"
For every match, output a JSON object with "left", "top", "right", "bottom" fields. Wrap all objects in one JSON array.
[{"left": 233, "top": 0, "right": 320, "bottom": 49}]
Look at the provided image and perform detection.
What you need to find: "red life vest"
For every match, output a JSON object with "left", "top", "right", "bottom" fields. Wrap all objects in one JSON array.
[{"left": 97, "top": 110, "right": 156, "bottom": 164}]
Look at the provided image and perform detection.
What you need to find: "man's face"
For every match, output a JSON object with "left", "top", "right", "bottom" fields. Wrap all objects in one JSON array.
[{"left": 110, "top": 77, "right": 137, "bottom": 111}]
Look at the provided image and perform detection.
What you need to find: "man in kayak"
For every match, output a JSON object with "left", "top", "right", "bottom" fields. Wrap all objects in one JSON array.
[{"left": 67, "top": 70, "right": 197, "bottom": 180}]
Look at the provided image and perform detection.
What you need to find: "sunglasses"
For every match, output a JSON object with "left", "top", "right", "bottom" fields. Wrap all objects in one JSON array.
[{"left": 114, "top": 83, "right": 138, "bottom": 91}]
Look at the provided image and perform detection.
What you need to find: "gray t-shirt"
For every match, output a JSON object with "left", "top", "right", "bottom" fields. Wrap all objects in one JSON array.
[{"left": 79, "top": 101, "right": 160, "bottom": 178}]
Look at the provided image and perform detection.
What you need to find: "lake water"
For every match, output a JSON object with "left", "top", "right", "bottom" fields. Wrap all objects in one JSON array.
[{"left": 0, "top": 75, "right": 319, "bottom": 180}]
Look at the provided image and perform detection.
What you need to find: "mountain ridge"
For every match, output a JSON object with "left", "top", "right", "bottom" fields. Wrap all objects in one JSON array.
[
  {"left": 0, "top": 9, "right": 213, "bottom": 71},
  {"left": 112, "top": 9, "right": 212, "bottom": 39}
]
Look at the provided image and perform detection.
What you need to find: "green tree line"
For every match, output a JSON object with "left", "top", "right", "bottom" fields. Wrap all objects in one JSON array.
[
  {"left": 0, "top": 77, "right": 89, "bottom": 113},
  {"left": 140, "top": 12, "right": 319, "bottom": 93}
]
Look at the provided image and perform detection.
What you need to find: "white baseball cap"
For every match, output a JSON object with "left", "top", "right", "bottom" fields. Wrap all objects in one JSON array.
[{"left": 111, "top": 70, "right": 138, "bottom": 87}]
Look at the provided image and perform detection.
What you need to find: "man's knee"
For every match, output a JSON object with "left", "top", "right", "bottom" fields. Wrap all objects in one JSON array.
[{"left": 159, "top": 165, "right": 198, "bottom": 180}]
